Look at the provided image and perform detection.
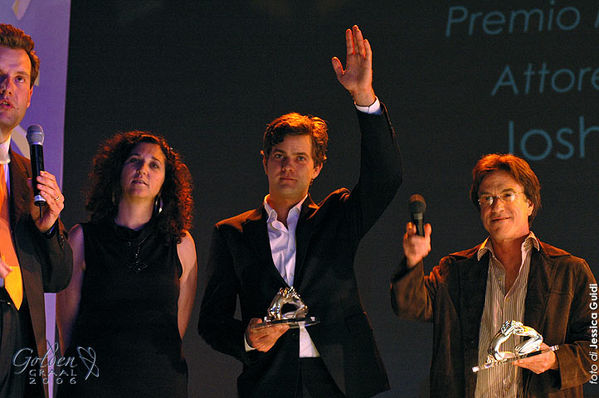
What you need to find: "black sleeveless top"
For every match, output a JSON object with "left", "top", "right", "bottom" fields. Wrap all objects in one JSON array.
[{"left": 57, "top": 218, "right": 187, "bottom": 397}]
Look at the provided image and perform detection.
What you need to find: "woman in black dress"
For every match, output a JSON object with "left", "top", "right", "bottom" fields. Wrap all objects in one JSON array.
[{"left": 56, "top": 131, "right": 196, "bottom": 397}]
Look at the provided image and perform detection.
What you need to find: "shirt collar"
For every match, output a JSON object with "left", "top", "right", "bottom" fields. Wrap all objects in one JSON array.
[
  {"left": 477, "top": 231, "right": 540, "bottom": 261},
  {"left": 263, "top": 194, "right": 307, "bottom": 224},
  {"left": 0, "top": 137, "right": 11, "bottom": 165}
]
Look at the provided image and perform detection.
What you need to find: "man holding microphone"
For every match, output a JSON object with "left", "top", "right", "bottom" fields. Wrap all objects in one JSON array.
[{"left": 0, "top": 24, "right": 72, "bottom": 398}]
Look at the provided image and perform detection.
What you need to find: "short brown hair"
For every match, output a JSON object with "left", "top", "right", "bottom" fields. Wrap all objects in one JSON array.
[
  {"left": 262, "top": 112, "right": 328, "bottom": 167},
  {"left": 0, "top": 24, "right": 40, "bottom": 87},
  {"left": 470, "top": 153, "right": 541, "bottom": 224}
]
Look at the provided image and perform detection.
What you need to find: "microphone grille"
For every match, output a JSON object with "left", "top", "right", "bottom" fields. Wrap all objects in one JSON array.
[
  {"left": 409, "top": 194, "right": 426, "bottom": 213},
  {"left": 26, "top": 124, "right": 44, "bottom": 145}
]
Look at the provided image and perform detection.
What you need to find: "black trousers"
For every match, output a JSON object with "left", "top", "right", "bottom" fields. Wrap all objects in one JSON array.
[
  {"left": 0, "top": 294, "right": 43, "bottom": 398},
  {"left": 297, "top": 357, "right": 345, "bottom": 398}
]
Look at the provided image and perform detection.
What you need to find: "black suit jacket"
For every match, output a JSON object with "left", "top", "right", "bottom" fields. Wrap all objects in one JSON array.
[
  {"left": 5, "top": 150, "right": 72, "bottom": 397},
  {"left": 199, "top": 107, "right": 402, "bottom": 398}
]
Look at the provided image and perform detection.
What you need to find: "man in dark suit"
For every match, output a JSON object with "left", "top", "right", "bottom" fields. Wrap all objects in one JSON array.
[
  {"left": 392, "top": 153, "right": 595, "bottom": 397},
  {"left": 0, "top": 24, "right": 72, "bottom": 398},
  {"left": 199, "top": 25, "right": 402, "bottom": 397}
]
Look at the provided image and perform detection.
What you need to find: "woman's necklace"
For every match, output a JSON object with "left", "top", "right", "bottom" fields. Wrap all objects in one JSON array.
[
  {"left": 126, "top": 232, "right": 152, "bottom": 273},
  {"left": 113, "top": 217, "right": 154, "bottom": 273}
]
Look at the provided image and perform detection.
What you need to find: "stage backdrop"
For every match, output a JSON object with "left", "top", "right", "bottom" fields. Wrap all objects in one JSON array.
[
  {"left": 62, "top": 1, "right": 597, "bottom": 397},
  {"left": 0, "top": 1, "right": 71, "bottom": 395}
]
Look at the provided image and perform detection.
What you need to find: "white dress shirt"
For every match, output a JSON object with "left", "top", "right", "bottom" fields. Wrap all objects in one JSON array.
[
  {"left": 263, "top": 195, "right": 320, "bottom": 357},
  {"left": 1, "top": 138, "right": 11, "bottom": 190}
]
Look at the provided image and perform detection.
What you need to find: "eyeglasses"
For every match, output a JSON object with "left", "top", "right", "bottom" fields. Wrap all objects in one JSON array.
[{"left": 478, "top": 191, "right": 524, "bottom": 207}]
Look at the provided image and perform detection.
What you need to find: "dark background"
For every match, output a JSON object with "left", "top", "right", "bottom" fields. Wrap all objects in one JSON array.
[{"left": 62, "top": 1, "right": 599, "bottom": 396}]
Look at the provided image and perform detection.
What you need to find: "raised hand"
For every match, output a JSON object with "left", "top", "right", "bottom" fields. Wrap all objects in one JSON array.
[
  {"left": 403, "top": 222, "right": 432, "bottom": 268},
  {"left": 331, "top": 25, "right": 376, "bottom": 106}
]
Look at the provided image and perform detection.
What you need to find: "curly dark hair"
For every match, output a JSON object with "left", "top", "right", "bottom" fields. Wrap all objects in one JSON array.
[
  {"left": 470, "top": 153, "right": 541, "bottom": 225},
  {"left": 0, "top": 24, "right": 40, "bottom": 88},
  {"left": 262, "top": 112, "right": 328, "bottom": 167},
  {"left": 85, "top": 131, "right": 193, "bottom": 242}
]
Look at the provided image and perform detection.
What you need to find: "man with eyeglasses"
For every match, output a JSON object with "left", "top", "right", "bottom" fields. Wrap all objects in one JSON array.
[{"left": 391, "top": 153, "right": 595, "bottom": 398}]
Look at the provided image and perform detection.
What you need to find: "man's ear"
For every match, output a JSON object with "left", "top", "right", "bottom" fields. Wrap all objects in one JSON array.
[
  {"left": 261, "top": 151, "right": 268, "bottom": 175},
  {"left": 312, "top": 163, "right": 323, "bottom": 179},
  {"left": 527, "top": 199, "right": 534, "bottom": 217},
  {"left": 26, "top": 86, "right": 33, "bottom": 108}
]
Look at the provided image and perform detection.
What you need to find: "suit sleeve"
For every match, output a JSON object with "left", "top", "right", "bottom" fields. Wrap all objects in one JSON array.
[
  {"left": 41, "top": 219, "right": 73, "bottom": 292},
  {"left": 198, "top": 225, "right": 251, "bottom": 364},
  {"left": 23, "top": 217, "right": 73, "bottom": 293},
  {"left": 390, "top": 256, "right": 449, "bottom": 323},
  {"left": 546, "top": 258, "right": 596, "bottom": 391},
  {"left": 345, "top": 104, "right": 402, "bottom": 239}
]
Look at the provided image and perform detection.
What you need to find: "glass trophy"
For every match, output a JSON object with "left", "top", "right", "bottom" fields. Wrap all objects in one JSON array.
[
  {"left": 253, "top": 287, "right": 319, "bottom": 329},
  {"left": 472, "top": 320, "right": 559, "bottom": 372}
]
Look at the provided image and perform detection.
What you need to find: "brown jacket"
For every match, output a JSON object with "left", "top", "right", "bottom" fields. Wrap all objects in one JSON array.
[{"left": 391, "top": 240, "right": 595, "bottom": 397}]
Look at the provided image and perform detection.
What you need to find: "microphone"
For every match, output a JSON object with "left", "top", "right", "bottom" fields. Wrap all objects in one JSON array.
[
  {"left": 409, "top": 194, "right": 426, "bottom": 236},
  {"left": 26, "top": 124, "right": 45, "bottom": 207}
]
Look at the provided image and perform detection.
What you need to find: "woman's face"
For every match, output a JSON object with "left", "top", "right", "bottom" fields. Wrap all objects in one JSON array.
[{"left": 120, "top": 142, "right": 166, "bottom": 203}]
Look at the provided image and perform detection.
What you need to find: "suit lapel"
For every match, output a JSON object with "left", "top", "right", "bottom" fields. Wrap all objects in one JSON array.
[
  {"left": 8, "top": 150, "right": 31, "bottom": 224},
  {"left": 243, "top": 196, "right": 320, "bottom": 290},
  {"left": 523, "top": 245, "right": 553, "bottom": 331},
  {"left": 293, "top": 196, "right": 318, "bottom": 289},
  {"left": 242, "top": 207, "right": 288, "bottom": 287},
  {"left": 7, "top": 150, "right": 38, "bottom": 285},
  {"left": 459, "top": 251, "right": 488, "bottom": 343},
  {"left": 458, "top": 250, "right": 488, "bottom": 397}
]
